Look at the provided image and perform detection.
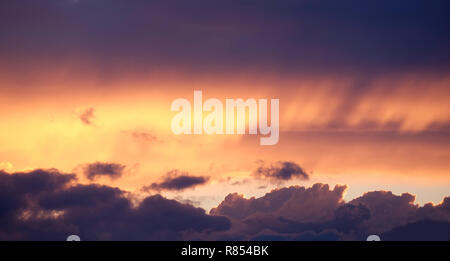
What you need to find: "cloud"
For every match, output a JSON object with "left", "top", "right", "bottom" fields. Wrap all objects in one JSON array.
[
  {"left": 254, "top": 161, "right": 309, "bottom": 182},
  {"left": 0, "top": 169, "right": 76, "bottom": 233},
  {"left": 210, "top": 183, "right": 450, "bottom": 240},
  {"left": 130, "top": 131, "right": 158, "bottom": 143},
  {"left": 78, "top": 107, "right": 95, "bottom": 125},
  {"left": 208, "top": 200, "right": 369, "bottom": 240},
  {"left": 0, "top": 169, "right": 230, "bottom": 240},
  {"left": 348, "top": 191, "right": 419, "bottom": 234},
  {"left": 144, "top": 170, "right": 209, "bottom": 192},
  {"left": 417, "top": 197, "right": 450, "bottom": 221},
  {"left": 1, "top": 0, "right": 449, "bottom": 87},
  {"left": 381, "top": 220, "right": 450, "bottom": 241},
  {"left": 250, "top": 229, "right": 341, "bottom": 241},
  {"left": 210, "top": 184, "right": 346, "bottom": 222},
  {"left": 83, "top": 162, "right": 125, "bottom": 181},
  {"left": 347, "top": 191, "right": 450, "bottom": 237},
  {"left": 121, "top": 130, "right": 160, "bottom": 144},
  {"left": 1, "top": 168, "right": 449, "bottom": 240}
]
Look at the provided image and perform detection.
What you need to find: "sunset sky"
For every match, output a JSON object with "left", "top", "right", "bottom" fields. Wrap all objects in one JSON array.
[{"left": 1, "top": 0, "right": 450, "bottom": 240}]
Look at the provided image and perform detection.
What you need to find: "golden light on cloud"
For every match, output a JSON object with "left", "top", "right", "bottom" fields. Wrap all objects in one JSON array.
[
  {"left": 0, "top": 71, "right": 449, "bottom": 209},
  {"left": 2, "top": 0, "right": 450, "bottom": 242}
]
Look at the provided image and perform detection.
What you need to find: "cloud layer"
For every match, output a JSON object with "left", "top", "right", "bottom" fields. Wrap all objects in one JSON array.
[
  {"left": 0, "top": 169, "right": 229, "bottom": 240},
  {"left": 1, "top": 168, "right": 449, "bottom": 240},
  {"left": 210, "top": 184, "right": 450, "bottom": 240},
  {"left": 1, "top": 0, "right": 449, "bottom": 84}
]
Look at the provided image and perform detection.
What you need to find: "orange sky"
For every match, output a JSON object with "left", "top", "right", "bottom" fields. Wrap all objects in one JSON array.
[{"left": 1, "top": 70, "right": 449, "bottom": 210}]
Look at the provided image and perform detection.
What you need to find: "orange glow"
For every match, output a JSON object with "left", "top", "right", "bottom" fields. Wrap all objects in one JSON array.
[{"left": 1, "top": 70, "right": 449, "bottom": 208}]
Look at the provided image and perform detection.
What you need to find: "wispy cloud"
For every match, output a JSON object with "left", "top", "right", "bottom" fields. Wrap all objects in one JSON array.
[
  {"left": 78, "top": 107, "right": 96, "bottom": 125},
  {"left": 83, "top": 162, "right": 125, "bottom": 181}
]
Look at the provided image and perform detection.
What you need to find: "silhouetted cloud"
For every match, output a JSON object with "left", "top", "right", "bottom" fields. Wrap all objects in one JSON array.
[
  {"left": 0, "top": 169, "right": 230, "bottom": 240},
  {"left": 78, "top": 107, "right": 95, "bottom": 125},
  {"left": 250, "top": 229, "right": 341, "bottom": 241},
  {"left": 211, "top": 184, "right": 346, "bottom": 222},
  {"left": 144, "top": 170, "right": 209, "bottom": 191},
  {"left": 1, "top": 168, "right": 449, "bottom": 240},
  {"left": 254, "top": 161, "right": 309, "bottom": 182},
  {"left": 382, "top": 220, "right": 450, "bottom": 241},
  {"left": 83, "top": 162, "right": 125, "bottom": 180},
  {"left": 0, "top": 169, "right": 76, "bottom": 233},
  {"left": 348, "top": 191, "right": 418, "bottom": 233},
  {"left": 210, "top": 184, "right": 450, "bottom": 241}
]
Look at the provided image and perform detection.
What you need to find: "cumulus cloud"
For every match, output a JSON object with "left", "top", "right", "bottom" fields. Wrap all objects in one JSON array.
[
  {"left": 0, "top": 169, "right": 76, "bottom": 236},
  {"left": 210, "top": 184, "right": 450, "bottom": 241},
  {"left": 416, "top": 197, "right": 450, "bottom": 221},
  {"left": 211, "top": 184, "right": 345, "bottom": 222},
  {"left": 144, "top": 170, "right": 209, "bottom": 192},
  {"left": 1, "top": 168, "right": 449, "bottom": 240},
  {"left": 382, "top": 220, "right": 450, "bottom": 241},
  {"left": 348, "top": 191, "right": 419, "bottom": 234},
  {"left": 0, "top": 169, "right": 230, "bottom": 240},
  {"left": 254, "top": 161, "right": 309, "bottom": 182},
  {"left": 83, "top": 162, "right": 126, "bottom": 181},
  {"left": 78, "top": 107, "right": 95, "bottom": 125},
  {"left": 347, "top": 191, "right": 450, "bottom": 236}
]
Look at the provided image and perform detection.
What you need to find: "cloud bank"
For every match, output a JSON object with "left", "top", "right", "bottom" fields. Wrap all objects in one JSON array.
[
  {"left": 1, "top": 0, "right": 449, "bottom": 84},
  {"left": 0, "top": 168, "right": 449, "bottom": 240},
  {"left": 0, "top": 169, "right": 229, "bottom": 240}
]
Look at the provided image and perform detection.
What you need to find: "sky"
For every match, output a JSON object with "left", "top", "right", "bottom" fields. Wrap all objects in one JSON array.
[{"left": 0, "top": 0, "right": 450, "bottom": 240}]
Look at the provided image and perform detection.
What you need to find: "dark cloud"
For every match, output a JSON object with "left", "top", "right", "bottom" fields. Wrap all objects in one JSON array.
[
  {"left": 1, "top": 169, "right": 449, "bottom": 240},
  {"left": 382, "top": 220, "right": 450, "bottom": 241},
  {"left": 0, "top": 169, "right": 77, "bottom": 239},
  {"left": 0, "top": 169, "right": 76, "bottom": 219},
  {"left": 348, "top": 192, "right": 450, "bottom": 237},
  {"left": 251, "top": 229, "right": 341, "bottom": 241},
  {"left": 210, "top": 184, "right": 450, "bottom": 241},
  {"left": 211, "top": 184, "right": 345, "bottom": 221},
  {"left": 78, "top": 107, "right": 95, "bottom": 125},
  {"left": 348, "top": 191, "right": 419, "bottom": 234},
  {"left": 83, "top": 162, "right": 125, "bottom": 180},
  {"left": 254, "top": 161, "right": 309, "bottom": 182},
  {"left": 144, "top": 170, "right": 209, "bottom": 191},
  {"left": 416, "top": 197, "right": 450, "bottom": 221},
  {"left": 0, "top": 169, "right": 230, "bottom": 240},
  {"left": 1, "top": 0, "right": 449, "bottom": 84}
]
